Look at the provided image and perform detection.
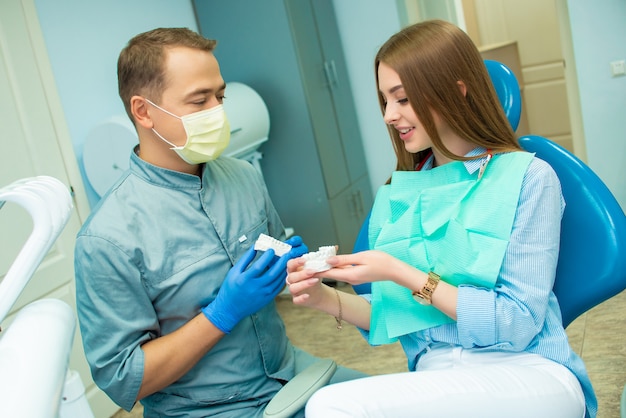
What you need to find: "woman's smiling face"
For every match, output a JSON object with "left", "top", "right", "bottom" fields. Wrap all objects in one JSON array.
[{"left": 378, "top": 62, "right": 432, "bottom": 155}]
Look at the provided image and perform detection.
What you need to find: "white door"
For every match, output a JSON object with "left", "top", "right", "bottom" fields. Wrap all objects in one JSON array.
[{"left": 0, "top": 1, "right": 117, "bottom": 416}]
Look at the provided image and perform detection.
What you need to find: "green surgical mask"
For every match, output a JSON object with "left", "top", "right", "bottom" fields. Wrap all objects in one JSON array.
[{"left": 147, "top": 99, "right": 231, "bottom": 164}]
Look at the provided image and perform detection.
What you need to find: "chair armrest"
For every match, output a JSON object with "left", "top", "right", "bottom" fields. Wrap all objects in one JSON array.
[{"left": 263, "top": 358, "right": 337, "bottom": 418}]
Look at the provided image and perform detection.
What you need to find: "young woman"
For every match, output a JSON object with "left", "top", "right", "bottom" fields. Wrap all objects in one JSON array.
[{"left": 286, "top": 20, "right": 596, "bottom": 418}]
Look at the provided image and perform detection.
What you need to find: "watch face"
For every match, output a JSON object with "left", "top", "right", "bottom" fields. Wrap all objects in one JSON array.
[{"left": 412, "top": 291, "right": 432, "bottom": 306}]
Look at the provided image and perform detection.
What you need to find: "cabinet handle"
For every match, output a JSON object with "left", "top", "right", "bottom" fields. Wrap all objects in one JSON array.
[
  {"left": 323, "top": 60, "right": 338, "bottom": 89},
  {"left": 349, "top": 189, "right": 364, "bottom": 219},
  {"left": 353, "top": 189, "right": 364, "bottom": 217},
  {"left": 348, "top": 192, "right": 357, "bottom": 218}
]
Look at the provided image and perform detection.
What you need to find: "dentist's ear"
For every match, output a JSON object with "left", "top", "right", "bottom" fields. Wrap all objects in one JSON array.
[
  {"left": 457, "top": 80, "right": 467, "bottom": 97},
  {"left": 131, "top": 96, "right": 154, "bottom": 129}
]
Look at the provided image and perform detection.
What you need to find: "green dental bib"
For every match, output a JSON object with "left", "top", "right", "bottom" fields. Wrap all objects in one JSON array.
[{"left": 368, "top": 152, "right": 533, "bottom": 345}]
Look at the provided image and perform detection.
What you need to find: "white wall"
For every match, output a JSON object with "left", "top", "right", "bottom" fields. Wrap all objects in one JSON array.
[
  {"left": 566, "top": 0, "right": 626, "bottom": 209},
  {"left": 34, "top": 0, "right": 198, "bottom": 207}
]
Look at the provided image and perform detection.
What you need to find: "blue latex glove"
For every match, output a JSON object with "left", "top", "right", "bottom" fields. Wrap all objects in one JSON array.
[{"left": 202, "top": 235, "right": 308, "bottom": 333}]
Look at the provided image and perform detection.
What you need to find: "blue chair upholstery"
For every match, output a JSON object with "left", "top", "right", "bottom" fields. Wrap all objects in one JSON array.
[
  {"left": 350, "top": 212, "right": 371, "bottom": 295},
  {"left": 484, "top": 59, "right": 522, "bottom": 132},
  {"left": 352, "top": 60, "right": 626, "bottom": 331},
  {"left": 518, "top": 135, "right": 626, "bottom": 327}
]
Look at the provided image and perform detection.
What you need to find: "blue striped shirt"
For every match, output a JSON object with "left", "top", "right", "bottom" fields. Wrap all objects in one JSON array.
[{"left": 362, "top": 149, "right": 597, "bottom": 417}]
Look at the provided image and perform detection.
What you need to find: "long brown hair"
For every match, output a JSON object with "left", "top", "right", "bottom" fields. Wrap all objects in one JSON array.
[{"left": 375, "top": 20, "right": 520, "bottom": 173}]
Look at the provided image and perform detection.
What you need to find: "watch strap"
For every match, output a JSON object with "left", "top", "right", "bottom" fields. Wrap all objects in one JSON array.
[{"left": 412, "top": 271, "right": 441, "bottom": 305}]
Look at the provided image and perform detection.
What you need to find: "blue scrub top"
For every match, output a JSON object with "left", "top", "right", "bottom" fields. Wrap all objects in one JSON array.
[{"left": 75, "top": 151, "right": 297, "bottom": 416}]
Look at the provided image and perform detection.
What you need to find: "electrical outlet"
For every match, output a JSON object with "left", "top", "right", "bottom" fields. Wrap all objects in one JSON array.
[{"left": 610, "top": 60, "right": 625, "bottom": 77}]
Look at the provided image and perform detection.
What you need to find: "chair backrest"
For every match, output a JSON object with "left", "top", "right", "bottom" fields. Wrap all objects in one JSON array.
[
  {"left": 352, "top": 60, "right": 626, "bottom": 328},
  {"left": 518, "top": 135, "right": 626, "bottom": 327},
  {"left": 484, "top": 59, "right": 522, "bottom": 132}
]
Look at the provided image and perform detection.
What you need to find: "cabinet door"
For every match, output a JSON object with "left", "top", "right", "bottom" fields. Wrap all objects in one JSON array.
[
  {"left": 285, "top": 0, "right": 350, "bottom": 198},
  {"left": 310, "top": 0, "right": 370, "bottom": 184},
  {"left": 285, "top": 0, "right": 372, "bottom": 202},
  {"left": 328, "top": 175, "right": 372, "bottom": 253}
]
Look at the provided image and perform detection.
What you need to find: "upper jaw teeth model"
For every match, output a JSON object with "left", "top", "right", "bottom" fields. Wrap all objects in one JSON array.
[
  {"left": 254, "top": 233, "right": 293, "bottom": 256},
  {"left": 254, "top": 234, "right": 337, "bottom": 272}
]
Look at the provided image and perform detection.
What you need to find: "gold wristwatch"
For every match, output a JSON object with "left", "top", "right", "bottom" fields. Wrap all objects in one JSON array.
[{"left": 412, "top": 271, "right": 440, "bottom": 305}]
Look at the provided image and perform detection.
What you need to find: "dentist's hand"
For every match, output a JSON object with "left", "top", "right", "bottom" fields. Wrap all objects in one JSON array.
[{"left": 202, "top": 236, "right": 308, "bottom": 333}]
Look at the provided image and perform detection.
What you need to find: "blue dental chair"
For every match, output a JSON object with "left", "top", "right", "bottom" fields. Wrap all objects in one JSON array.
[
  {"left": 268, "top": 60, "right": 626, "bottom": 418},
  {"left": 353, "top": 59, "right": 626, "bottom": 330}
]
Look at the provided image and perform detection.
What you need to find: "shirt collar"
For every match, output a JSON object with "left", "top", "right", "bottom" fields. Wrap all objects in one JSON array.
[
  {"left": 420, "top": 147, "right": 488, "bottom": 175},
  {"left": 129, "top": 147, "right": 203, "bottom": 190}
]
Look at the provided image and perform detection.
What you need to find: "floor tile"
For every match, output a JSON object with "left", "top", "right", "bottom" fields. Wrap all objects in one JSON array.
[{"left": 569, "top": 290, "right": 626, "bottom": 418}]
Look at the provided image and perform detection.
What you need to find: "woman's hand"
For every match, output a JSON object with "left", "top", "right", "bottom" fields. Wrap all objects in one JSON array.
[
  {"left": 319, "top": 250, "right": 409, "bottom": 286},
  {"left": 286, "top": 257, "right": 327, "bottom": 308},
  {"left": 286, "top": 254, "right": 376, "bottom": 331},
  {"left": 321, "top": 250, "right": 457, "bottom": 320},
  {"left": 286, "top": 249, "right": 415, "bottom": 304}
]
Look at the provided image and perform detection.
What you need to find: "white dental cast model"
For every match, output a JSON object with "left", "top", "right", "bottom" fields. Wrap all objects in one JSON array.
[
  {"left": 254, "top": 233, "right": 292, "bottom": 257},
  {"left": 302, "top": 245, "right": 337, "bottom": 272}
]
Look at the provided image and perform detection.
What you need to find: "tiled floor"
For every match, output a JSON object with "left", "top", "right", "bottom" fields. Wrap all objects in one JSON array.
[
  {"left": 566, "top": 289, "right": 626, "bottom": 418},
  {"left": 112, "top": 286, "right": 626, "bottom": 418}
]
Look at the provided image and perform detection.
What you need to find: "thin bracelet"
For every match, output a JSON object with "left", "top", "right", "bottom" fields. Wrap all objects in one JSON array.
[{"left": 333, "top": 287, "right": 343, "bottom": 330}]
